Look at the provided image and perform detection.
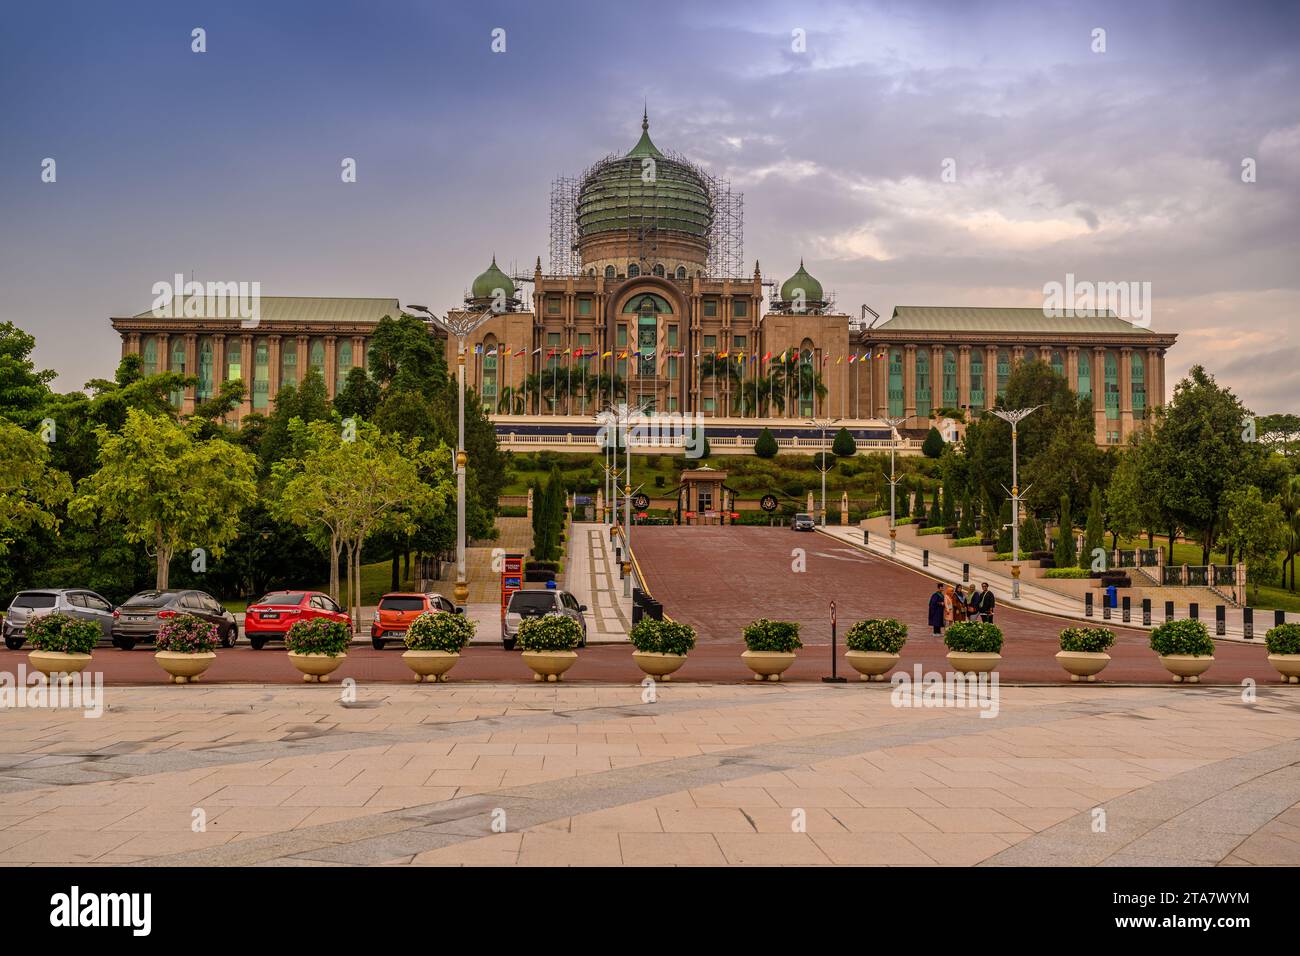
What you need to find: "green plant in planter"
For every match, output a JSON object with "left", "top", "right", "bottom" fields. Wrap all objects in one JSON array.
[
  {"left": 742, "top": 619, "right": 802, "bottom": 652},
  {"left": 629, "top": 619, "right": 697, "bottom": 655},
  {"left": 517, "top": 614, "right": 582, "bottom": 652},
  {"left": 845, "top": 618, "right": 907, "bottom": 653},
  {"left": 1264, "top": 623, "right": 1300, "bottom": 655},
  {"left": 24, "top": 613, "right": 99, "bottom": 655},
  {"left": 943, "top": 621, "right": 1004, "bottom": 653},
  {"left": 404, "top": 611, "right": 476, "bottom": 652},
  {"left": 285, "top": 617, "right": 351, "bottom": 656},
  {"left": 1059, "top": 626, "right": 1115, "bottom": 653},
  {"left": 1148, "top": 619, "right": 1214, "bottom": 657},
  {"left": 156, "top": 613, "right": 219, "bottom": 653}
]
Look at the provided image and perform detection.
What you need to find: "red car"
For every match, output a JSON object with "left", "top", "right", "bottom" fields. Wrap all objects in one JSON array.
[
  {"left": 371, "top": 592, "right": 459, "bottom": 649},
  {"left": 244, "top": 591, "right": 349, "bottom": 650}
]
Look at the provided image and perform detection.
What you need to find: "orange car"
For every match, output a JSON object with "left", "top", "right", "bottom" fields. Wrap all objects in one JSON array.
[{"left": 370, "top": 592, "right": 460, "bottom": 649}]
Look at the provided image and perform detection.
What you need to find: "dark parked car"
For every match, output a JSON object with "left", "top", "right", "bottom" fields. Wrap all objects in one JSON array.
[
  {"left": 3, "top": 589, "right": 116, "bottom": 650},
  {"left": 112, "top": 589, "right": 238, "bottom": 650},
  {"left": 501, "top": 588, "right": 587, "bottom": 650}
]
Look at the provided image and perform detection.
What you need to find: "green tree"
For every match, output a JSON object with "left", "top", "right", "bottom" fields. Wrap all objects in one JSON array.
[
  {"left": 832, "top": 427, "right": 857, "bottom": 457},
  {"left": 914, "top": 486, "right": 927, "bottom": 524},
  {"left": 1082, "top": 485, "right": 1105, "bottom": 570},
  {"left": 0, "top": 420, "right": 73, "bottom": 561},
  {"left": 1223, "top": 486, "right": 1284, "bottom": 601},
  {"left": 0, "top": 322, "right": 55, "bottom": 424},
  {"left": 996, "top": 499, "right": 1013, "bottom": 552},
  {"left": 334, "top": 366, "right": 381, "bottom": 420},
  {"left": 922, "top": 426, "right": 944, "bottom": 459},
  {"left": 957, "top": 492, "right": 976, "bottom": 537},
  {"left": 1021, "top": 513, "right": 1045, "bottom": 553},
  {"left": 897, "top": 480, "right": 910, "bottom": 518},
  {"left": 941, "top": 483, "right": 956, "bottom": 526},
  {"left": 754, "top": 428, "right": 778, "bottom": 459},
  {"left": 71, "top": 409, "right": 258, "bottom": 588},
  {"left": 1055, "top": 493, "right": 1076, "bottom": 567}
]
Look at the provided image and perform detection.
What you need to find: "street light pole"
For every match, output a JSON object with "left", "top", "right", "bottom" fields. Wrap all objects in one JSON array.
[
  {"left": 405, "top": 304, "right": 493, "bottom": 606},
  {"left": 807, "top": 416, "right": 841, "bottom": 527},
  {"left": 882, "top": 416, "right": 907, "bottom": 555},
  {"left": 991, "top": 406, "right": 1040, "bottom": 600}
]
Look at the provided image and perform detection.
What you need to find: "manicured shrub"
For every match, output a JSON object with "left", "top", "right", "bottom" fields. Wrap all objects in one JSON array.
[
  {"left": 1148, "top": 619, "right": 1214, "bottom": 657},
  {"left": 957, "top": 494, "right": 976, "bottom": 538},
  {"left": 629, "top": 618, "right": 697, "bottom": 655},
  {"left": 754, "top": 428, "right": 778, "bottom": 458},
  {"left": 1055, "top": 494, "right": 1076, "bottom": 567},
  {"left": 24, "top": 613, "right": 100, "bottom": 655},
  {"left": 845, "top": 618, "right": 907, "bottom": 654},
  {"left": 831, "top": 427, "right": 857, "bottom": 457},
  {"left": 742, "top": 619, "right": 802, "bottom": 653},
  {"left": 1059, "top": 626, "right": 1115, "bottom": 653},
  {"left": 943, "top": 621, "right": 1004, "bottom": 654},
  {"left": 156, "top": 613, "right": 219, "bottom": 653},
  {"left": 1021, "top": 515, "right": 1045, "bottom": 552},
  {"left": 922, "top": 426, "right": 944, "bottom": 458},
  {"left": 285, "top": 617, "right": 351, "bottom": 656},
  {"left": 1043, "top": 567, "right": 1091, "bottom": 579},
  {"left": 517, "top": 614, "right": 582, "bottom": 652},
  {"left": 917, "top": 526, "right": 948, "bottom": 536},
  {"left": 1265, "top": 623, "right": 1300, "bottom": 656},
  {"left": 404, "top": 610, "right": 476, "bottom": 652},
  {"left": 952, "top": 535, "right": 981, "bottom": 547}
]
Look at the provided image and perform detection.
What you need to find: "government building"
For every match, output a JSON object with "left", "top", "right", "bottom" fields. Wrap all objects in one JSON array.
[{"left": 110, "top": 113, "right": 1176, "bottom": 448}]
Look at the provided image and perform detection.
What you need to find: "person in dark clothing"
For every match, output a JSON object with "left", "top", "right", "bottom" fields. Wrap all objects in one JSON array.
[
  {"left": 928, "top": 584, "right": 946, "bottom": 635},
  {"left": 976, "top": 582, "right": 996, "bottom": 623}
]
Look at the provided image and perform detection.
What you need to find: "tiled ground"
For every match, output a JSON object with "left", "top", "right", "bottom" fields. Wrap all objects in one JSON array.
[{"left": 0, "top": 681, "right": 1297, "bottom": 866}]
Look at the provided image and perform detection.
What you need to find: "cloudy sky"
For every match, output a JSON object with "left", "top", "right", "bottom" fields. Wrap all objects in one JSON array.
[{"left": 2, "top": 0, "right": 1296, "bottom": 411}]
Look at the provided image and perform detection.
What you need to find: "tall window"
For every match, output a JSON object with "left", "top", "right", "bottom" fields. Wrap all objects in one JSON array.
[
  {"left": 604, "top": 265, "right": 615, "bottom": 279},
  {"left": 309, "top": 338, "right": 326, "bottom": 378},
  {"left": 969, "top": 350, "right": 984, "bottom": 408},
  {"left": 915, "top": 349, "right": 931, "bottom": 419},
  {"left": 996, "top": 349, "right": 1011, "bottom": 397},
  {"left": 280, "top": 338, "right": 298, "bottom": 386},
  {"left": 675, "top": 266, "right": 686, "bottom": 280},
  {"left": 1104, "top": 351, "right": 1119, "bottom": 419},
  {"left": 800, "top": 339, "right": 817, "bottom": 416},
  {"left": 1131, "top": 351, "right": 1146, "bottom": 419},
  {"left": 253, "top": 338, "right": 270, "bottom": 410},
  {"left": 732, "top": 299, "right": 748, "bottom": 318},
  {"left": 1051, "top": 350, "right": 1064, "bottom": 379},
  {"left": 888, "top": 349, "right": 904, "bottom": 418},
  {"left": 142, "top": 336, "right": 157, "bottom": 375},
  {"left": 170, "top": 338, "right": 187, "bottom": 406},
  {"left": 336, "top": 340, "right": 352, "bottom": 395},
  {"left": 226, "top": 341, "right": 241, "bottom": 384},
  {"left": 197, "top": 339, "right": 214, "bottom": 402},
  {"left": 652, "top": 264, "right": 665, "bottom": 277},
  {"left": 1077, "top": 351, "right": 1091, "bottom": 401},
  {"left": 577, "top": 298, "right": 592, "bottom": 316},
  {"left": 942, "top": 350, "right": 957, "bottom": 407},
  {"left": 482, "top": 335, "right": 497, "bottom": 413},
  {"left": 702, "top": 300, "right": 717, "bottom": 317},
  {"left": 616, "top": 326, "right": 628, "bottom": 379},
  {"left": 637, "top": 299, "right": 656, "bottom": 377},
  {"left": 627, "top": 264, "right": 640, "bottom": 278}
]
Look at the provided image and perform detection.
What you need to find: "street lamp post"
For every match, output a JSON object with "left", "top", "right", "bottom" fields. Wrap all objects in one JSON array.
[
  {"left": 882, "top": 416, "right": 907, "bottom": 554},
  {"left": 598, "top": 401, "right": 649, "bottom": 598},
  {"left": 807, "top": 417, "right": 841, "bottom": 527},
  {"left": 991, "top": 406, "right": 1040, "bottom": 600},
  {"left": 405, "top": 304, "right": 494, "bottom": 606}
]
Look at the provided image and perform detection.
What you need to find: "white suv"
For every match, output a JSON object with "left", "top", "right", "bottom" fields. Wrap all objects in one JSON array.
[{"left": 502, "top": 589, "right": 588, "bottom": 650}]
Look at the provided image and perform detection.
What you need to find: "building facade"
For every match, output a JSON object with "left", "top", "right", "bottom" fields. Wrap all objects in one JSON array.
[{"left": 110, "top": 296, "right": 400, "bottom": 421}]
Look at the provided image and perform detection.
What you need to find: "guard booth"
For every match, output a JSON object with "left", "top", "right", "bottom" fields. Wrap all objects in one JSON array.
[
  {"left": 676, "top": 466, "right": 734, "bottom": 526},
  {"left": 500, "top": 553, "right": 524, "bottom": 624}
]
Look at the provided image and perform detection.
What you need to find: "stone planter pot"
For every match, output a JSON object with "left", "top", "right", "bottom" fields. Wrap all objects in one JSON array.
[
  {"left": 741, "top": 649, "right": 797, "bottom": 681},
  {"left": 402, "top": 650, "right": 459, "bottom": 683},
  {"left": 844, "top": 650, "right": 899, "bottom": 681},
  {"left": 1055, "top": 650, "right": 1111, "bottom": 682},
  {"left": 154, "top": 651, "right": 216, "bottom": 684},
  {"left": 1267, "top": 654, "right": 1300, "bottom": 684},
  {"left": 287, "top": 651, "right": 346, "bottom": 683},
  {"left": 1156, "top": 654, "right": 1213, "bottom": 683},
  {"left": 521, "top": 650, "right": 578, "bottom": 682},
  {"left": 632, "top": 651, "right": 686, "bottom": 681},
  {"left": 27, "top": 650, "right": 92, "bottom": 682},
  {"left": 945, "top": 651, "right": 1001, "bottom": 674}
]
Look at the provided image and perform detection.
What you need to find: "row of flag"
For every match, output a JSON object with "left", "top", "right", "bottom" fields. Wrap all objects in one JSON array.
[{"left": 471, "top": 345, "right": 893, "bottom": 363}]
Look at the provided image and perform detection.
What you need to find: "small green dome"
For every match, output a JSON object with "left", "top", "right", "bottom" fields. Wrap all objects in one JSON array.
[
  {"left": 780, "top": 261, "right": 823, "bottom": 304},
  {"left": 471, "top": 257, "right": 514, "bottom": 299}
]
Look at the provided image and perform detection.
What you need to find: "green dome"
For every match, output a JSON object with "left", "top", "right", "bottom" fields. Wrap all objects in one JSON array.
[
  {"left": 470, "top": 257, "right": 514, "bottom": 299},
  {"left": 780, "top": 261, "right": 823, "bottom": 304},
  {"left": 577, "top": 112, "right": 712, "bottom": 241}
]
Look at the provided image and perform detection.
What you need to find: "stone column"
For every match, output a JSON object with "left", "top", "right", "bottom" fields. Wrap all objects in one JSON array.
[
  {"left": 1147, "top": 347, "right": 1161, "bottom": 408},
  {"left": 1067, "top": 346, "right": 1079, "bottom": 392},
  {"left": 931, "top": 344, "right": 943, "bottom": 413},
  {"left": 325, "top": 336, "right": 338, "bottom": 399},
  {"left": 297, "top": 335, "right": 309, "bottom": 386},
  {"left": 1093, "top": 347, "right": 1107, "bottom": 444},
  {"left": 874, "top": 347, "right": 888, "bottom": 418},
  {"left": 352, "top": 335, "right": 365, "bottom": 387},
  {"left": 183, "top": 333, "right": 198, "bottom": 413},
  {"left": 903, "top": 345, "right": 917, "bottom": 424},
  {"left": 268, "top": 335, "right": 282, "bottom": 402},
  {"left": 985, "top": 345, "right": 997, "bottom": 408},
  {"left": 240, "top": 333, "right": 254, "bottom": 418},
  {"left": 157, "top": 332, "right": 170, "bottom": 372},
  {"left": 213, "top": 333, "right": 226, "bottom": 389},
  {"left": 958, "top": 345, "right": 971, "bottom": 413},
  {"left": 1039, "top": 345, "right": 1051, "bottom": 363},
  {"left": 1012, "top": 345, "right": 1026, "bottom": 367},
  {"left": 1119, "top": 346, "right": 1133, "bottom": 440}
]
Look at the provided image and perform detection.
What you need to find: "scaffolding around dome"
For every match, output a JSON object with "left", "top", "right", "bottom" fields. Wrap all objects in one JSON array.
[{"left": 549, "top": 150, "right": 743, "bottom": 279}]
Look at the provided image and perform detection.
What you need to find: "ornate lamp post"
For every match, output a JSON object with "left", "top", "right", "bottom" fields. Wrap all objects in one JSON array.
[
  {"left": 991, "top": 406, "right": 1040, "bottom": 599},
  {"left": 882, "top": 416, "right": 907, "bottom": 554},
  {"left": 807, "top": 416, "right": 841, "bottom": 527},
  {"left": 405, "top": 304, "right": 494, "bottom": 605}
]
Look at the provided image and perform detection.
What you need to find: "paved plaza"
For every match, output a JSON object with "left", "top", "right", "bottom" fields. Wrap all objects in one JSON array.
[{"left": 1, "top": 680, "right": 1298, "bottom": 866}]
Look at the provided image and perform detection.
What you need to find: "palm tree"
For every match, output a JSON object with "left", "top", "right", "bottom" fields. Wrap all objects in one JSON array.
[{"left": 1280, "top": 476, "right": 1300, "bottom": 592}]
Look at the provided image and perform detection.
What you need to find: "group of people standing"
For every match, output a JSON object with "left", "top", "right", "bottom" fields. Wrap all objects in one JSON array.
[{"left": 928, "top": 582, "right": 995, "bottom": 635}]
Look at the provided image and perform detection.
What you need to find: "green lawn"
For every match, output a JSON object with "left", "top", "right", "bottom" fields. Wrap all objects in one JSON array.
[
  {"left": 1113, "top": 535, "right": 1298, "bottom": 613},
  {"left": 221, "top": 558, "right": 419, "bottom": 614}
]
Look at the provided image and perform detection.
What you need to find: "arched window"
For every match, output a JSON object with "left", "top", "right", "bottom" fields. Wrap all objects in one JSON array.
[
  {"left": 1104, "top": 351, "right": 1119, "bottom": 419},
  {"left": 280, "top": 338, "right": 297, "bottom": 386},
  {"left": 253, "top": 338, "right": 270, "bottom": 410},
  {"left": 969, "top": 350, "right": 984, "bottom": 408},
  {"left": 636, "top": 300, "right": 656, "bottom": 377},
  {"left": 621, "top": 293, "right": 672, "bottom": 314},
  {"left": 652, "top": 264, "right": 665, "bottom": 277},
  {"left": 1077, "top": 350, "right": 1091, "bottom": 401},
  {"left": 336, "top": 339, "right": 352, "bottom": 395},
  {"left": 482, "top": 335, "right": 498, "bottom": 413},
  {"left": 888, "top": 349, "right": 904, "bottom": 418},
  {"left": 197, "top": 338, "right": 214, "bottom": 402},
  {"left": 942, "top": 349, "right": 958, "bottom": 407},
  {"left": 676, "top": 266, "right": 686, "bottom": 280},
  {"left": 1131, "top": 351, "right": 1146, "bottom": 419},
  {"left": 604, "top": 265, "right": 615, "bottom": 279},
  {"left": 799, "top": 338, "right": 818, "bottom": 417},
  {"left": 627, "top": 263, "right": 640, "bottom": 278},
  {"left": 915, "top": 349, "right": 931, "bottom": 419},
  {"left": 309, "top": 338, "right": 326, "bottom": 377},
  {"left": 170, "top": 338, "right": 187, "bottom": 407},
  {"left": 142, "top": 336, "right": 157, "bottom": 375}
]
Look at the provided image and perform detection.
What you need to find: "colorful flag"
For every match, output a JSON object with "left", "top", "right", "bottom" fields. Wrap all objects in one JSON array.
[{"left": 602, "top": 350, "right": 612, "bottom": 358}]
